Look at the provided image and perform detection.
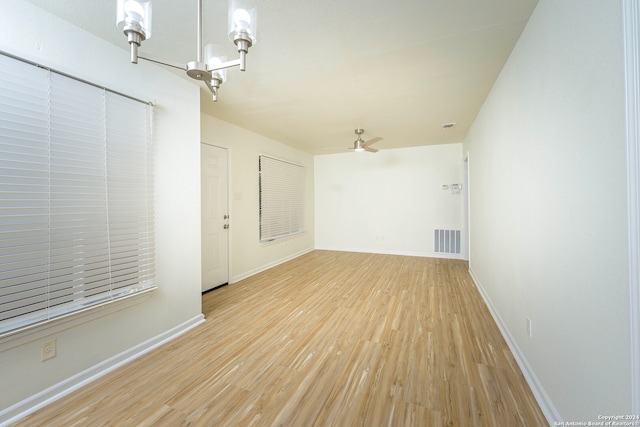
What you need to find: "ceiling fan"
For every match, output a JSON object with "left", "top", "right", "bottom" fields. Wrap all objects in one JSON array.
[{"left": 324, "top": 129, "right": 383, "bottom": 153}]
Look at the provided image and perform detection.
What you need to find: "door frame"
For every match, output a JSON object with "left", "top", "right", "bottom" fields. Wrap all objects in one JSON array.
[
  {"left": 464, "top": 153, "right": 470, "bottom": 264},
  {"left": 623, "top": 0, "right": 640, "bottom": 414}
]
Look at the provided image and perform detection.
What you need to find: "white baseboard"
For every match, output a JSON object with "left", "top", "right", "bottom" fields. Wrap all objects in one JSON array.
[
  {"left": 0, "top": 314, "right": 205, "bottom": 427},
  {"left": 230, "top": 247, "right": 314, "bottom": 283},
  {"left": 313, "top": 245, "right": 466, "bottom": 260},
  {"left": 467, "top": 268, "right": 560, "bottom": 426}
]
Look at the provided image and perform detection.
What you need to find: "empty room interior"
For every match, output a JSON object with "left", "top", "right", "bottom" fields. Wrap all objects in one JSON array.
[{"left": 1, "top": 0, "right": 639, "bottom": 425}]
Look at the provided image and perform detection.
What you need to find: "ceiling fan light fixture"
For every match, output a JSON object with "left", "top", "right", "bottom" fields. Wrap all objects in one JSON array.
[{"left": 322, "top": 129, "right": 382, "bottom": 153}]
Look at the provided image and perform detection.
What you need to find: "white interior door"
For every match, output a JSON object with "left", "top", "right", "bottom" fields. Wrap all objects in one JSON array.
[{"left": 201, "top": 143, "right": 229, "bottom": 292}]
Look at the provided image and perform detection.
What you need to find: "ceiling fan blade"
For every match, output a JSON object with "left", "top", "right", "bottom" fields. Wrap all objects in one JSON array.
[
  {"left": 363, "top": 137, "right": 382, "bottom": 146},
  {"left": 322, "top": 147, "right": 350, "bottom": 150},
  {"left": 364, "top": 147, "right": 378, "bottom": 153}
]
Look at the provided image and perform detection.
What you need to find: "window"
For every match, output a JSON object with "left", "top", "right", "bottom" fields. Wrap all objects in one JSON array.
[
  {"left": 259, "top": 154, "right": 304, "bottom": 242},
  {"left": 0, "top": 53, "right": 155, "bottom": 336}
]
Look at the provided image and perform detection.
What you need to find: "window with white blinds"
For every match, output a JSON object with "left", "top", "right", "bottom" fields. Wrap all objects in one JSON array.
[
  {"left": 259, "top": 155, "right": 305, "bottom": 242},
  {"left": 0, "top": 53, "right": 155, "bottom": 336}
]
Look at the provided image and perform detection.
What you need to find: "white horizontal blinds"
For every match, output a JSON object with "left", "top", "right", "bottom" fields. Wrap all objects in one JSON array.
[
  {"left": 105, "top": 93, "right": 155, "bottom": 297},
  {"left": 0, "top": 53, "right": 154, "bottom": 334},
  {"left": 259, "top": 155, "right": 305, "bottom": 242},
  {"left": 291, "top": 168, "right": 304, "bottom": 234},
  {"left": 48, "top": 73, "right": 112, "bottom": 313},
  {"left": 0, "top": 54, "right": 51, "bottom": 327}
]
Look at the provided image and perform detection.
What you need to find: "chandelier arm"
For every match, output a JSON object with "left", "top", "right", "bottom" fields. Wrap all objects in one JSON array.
[
  {"left": 208, "top": 58, "right": 242, "bottom": 72},
  {"left": 204, "top": 79, "right": 218, "bottom": 101},
  {"left": 138, "top": 55, "right": 186, "bottom": 71}
]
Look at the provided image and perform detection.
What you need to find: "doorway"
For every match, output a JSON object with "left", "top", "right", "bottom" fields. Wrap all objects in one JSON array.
[{"left": 201, "top": 143, "right": 229, "bottom": 292}]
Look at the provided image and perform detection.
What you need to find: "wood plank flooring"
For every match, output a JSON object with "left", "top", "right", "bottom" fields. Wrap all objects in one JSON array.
[{"left": 14, "top": 250, "right": 547, "bottom": 426}]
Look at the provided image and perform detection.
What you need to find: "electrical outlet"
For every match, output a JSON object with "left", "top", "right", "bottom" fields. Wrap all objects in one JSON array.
[
  {"left": 526, "top": 318, "right": 533, "bottom": 338},
  {"left": 41, "top": 339, "right": 57, "bottom": 362}
]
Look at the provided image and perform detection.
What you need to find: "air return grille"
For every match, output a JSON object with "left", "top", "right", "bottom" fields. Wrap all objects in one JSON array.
[{"left": 434, "top": 229, "right": 461, "bottom": 254}]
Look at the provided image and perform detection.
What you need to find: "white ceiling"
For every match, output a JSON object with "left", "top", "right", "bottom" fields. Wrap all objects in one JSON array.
[{"left": 23, "top": 0, "right": 538, "bottom": 154}]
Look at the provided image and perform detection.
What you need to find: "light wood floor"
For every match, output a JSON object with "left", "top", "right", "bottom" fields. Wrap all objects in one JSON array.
[{"left": 15, "top": 251, "right": 547, "bottom": 426}]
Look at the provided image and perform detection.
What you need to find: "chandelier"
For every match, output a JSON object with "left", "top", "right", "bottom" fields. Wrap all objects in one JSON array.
[{"left": 116, "top": 0, "right": 257, "bottom": 101}]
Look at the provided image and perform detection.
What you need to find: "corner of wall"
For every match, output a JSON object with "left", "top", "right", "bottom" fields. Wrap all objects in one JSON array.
[{"left": 467, "top": 268, "right": 561, "bottom": 424}]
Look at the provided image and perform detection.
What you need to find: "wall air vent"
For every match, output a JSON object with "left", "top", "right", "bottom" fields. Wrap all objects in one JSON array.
[{"left": 434, "top": 229, "right": 461, "bottom": 254}]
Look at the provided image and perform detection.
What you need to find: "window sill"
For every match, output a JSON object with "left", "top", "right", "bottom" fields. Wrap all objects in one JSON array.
[
  {"left": 0, "top": 287, "right": 157, "bottom": 353},
  {"left": 260, "top": 230, "right": 306, "bottom": 246}
]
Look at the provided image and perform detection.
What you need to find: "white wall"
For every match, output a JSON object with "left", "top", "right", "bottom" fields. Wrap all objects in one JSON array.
[
  {"left": 201, "top": 114, "right": 315, "bottom": 282},
  {"left": 464, "top": 0, "right": 629, "bottom": 421},
  {"left": 0, "top": 0, "right": 203, "bottom": 418},
  {"left": 315, "top": 144, "right": 465, "bottom": 257}
]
